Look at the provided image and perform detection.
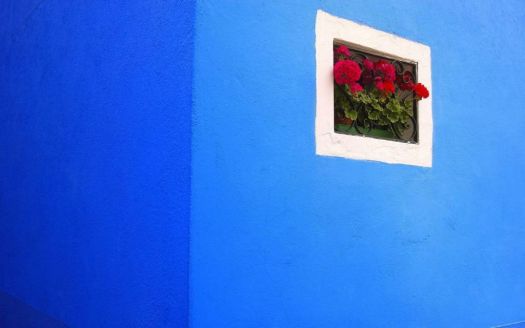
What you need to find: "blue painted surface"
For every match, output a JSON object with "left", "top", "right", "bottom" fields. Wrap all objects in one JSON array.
[
  {"left": 497, "top": 322, "right": 525, "bottom": 328},
  {"left": 191, "top": 1, "right": 525, "bottom": 327},
  {"left": 0, "top": 291, "right": 68, "bottom": 327},
  {"left": 0, "top": 1, "right": 194, "bottom": 327}
]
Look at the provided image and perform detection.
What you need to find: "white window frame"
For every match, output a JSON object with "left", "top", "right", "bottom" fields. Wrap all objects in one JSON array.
[{"left": 315, "top": 10, "right": 433, "bottom": 167}]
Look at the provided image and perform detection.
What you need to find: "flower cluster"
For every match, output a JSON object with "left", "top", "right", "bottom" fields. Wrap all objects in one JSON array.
[
  {"left": 333, "top": 45, "right": 429, "bottom": 132},
  {"left": 334, "top": 60, "right": 363, "bottom": 93},
  {"left": 334, "top": 45, "right": 429, "bottom": 99}
]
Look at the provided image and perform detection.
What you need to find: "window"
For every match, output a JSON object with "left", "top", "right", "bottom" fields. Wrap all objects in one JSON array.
[
  {"left": 315, "top": 10, "right": 433, "bottom": 167},
  {"left": 333, "top": 42, "right": 421, "bottom": 143}
]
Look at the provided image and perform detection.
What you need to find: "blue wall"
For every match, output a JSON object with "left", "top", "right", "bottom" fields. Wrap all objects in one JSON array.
[
  {"left": 2, "top": 1, "right": 525, "bottom": 327},
  {"left": 1, "top": 1, "right": 194, "bottom": 327},
  {"left": 191, "top": 1, "right": 525, "bottom": 327}
]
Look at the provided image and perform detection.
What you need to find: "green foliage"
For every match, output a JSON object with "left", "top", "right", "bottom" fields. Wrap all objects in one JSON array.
[{"left": 334, "top": 85, "right": 414, "bottom": 129}]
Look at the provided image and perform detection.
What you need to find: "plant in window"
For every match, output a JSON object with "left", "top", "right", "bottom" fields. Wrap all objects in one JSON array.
[{"left": 333, "top": 44, "right": 429, "bottom": 142}]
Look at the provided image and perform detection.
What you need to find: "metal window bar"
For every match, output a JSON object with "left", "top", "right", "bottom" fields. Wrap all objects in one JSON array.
[{"left": 333, "top": 41, "right": 419, "bottom": 143}]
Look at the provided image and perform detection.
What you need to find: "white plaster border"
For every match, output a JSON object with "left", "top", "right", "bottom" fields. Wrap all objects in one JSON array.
[{"left": 315, "top": 10, "right": 433, "bottom": 167}]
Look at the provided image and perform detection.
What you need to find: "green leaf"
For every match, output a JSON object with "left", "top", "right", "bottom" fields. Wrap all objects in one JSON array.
[
  {"left": 344, "top": 109, "right": 358, "bottom": 120},
  {"left": 387, "top": 112, "right": 399, "bottom": 123},
  {"left": 368, "top": 111, "right": 379, "bottom": 120},
  {"left": 402, "top": 102, "right": 414, "bottom": 116},
  {"left": 371, "top": 102, "right": 383, "bottom": 112}
]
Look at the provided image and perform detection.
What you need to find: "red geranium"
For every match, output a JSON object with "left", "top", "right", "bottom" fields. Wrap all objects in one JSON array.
[
  {"left": 383, "top": 80, "right": 395, "bottom": 94},
  {"left": 334, "top": 60, "right": 362, "bottom": 85},
  {"left": 363, "top": 58, "right": 374, "bottom": 71},
  {"left": 413, "top": 83, "right": 429, "bottom": 99},
  {"left": 374, "top": 77, "right": 384, "bottom": 91},
  {"left": 333, "top": 46, "right": 431, "bottom": 139},
  {"left": 375, "top": 77, "right": 395, "bottom": 94},
  {"left": 374, "top": 60, "right": 396, "bottom": 82},
  {"left": 349, "top": 82, "right": 364, "bottom": 94},
  {"left": 397, "top": 71, "right": 415, "bottom": 91},
  {"left": 335, "top": 45, "right": 351, "bottom": 58}
]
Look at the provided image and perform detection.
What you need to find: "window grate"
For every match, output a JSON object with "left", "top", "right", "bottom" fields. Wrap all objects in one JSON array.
[{"left": 333, "top": 41, "right": 419, "bottom": 143}]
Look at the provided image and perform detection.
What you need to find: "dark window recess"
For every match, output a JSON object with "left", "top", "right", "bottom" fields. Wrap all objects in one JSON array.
[{"left": 334, "top": 41, "right": 419, "bottom": 143}]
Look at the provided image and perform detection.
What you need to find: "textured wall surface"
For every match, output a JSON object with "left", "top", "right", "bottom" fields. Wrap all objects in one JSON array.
[
  {"left": 0, "top": 1, "right": 194, "bottom": 327},
  {"left": 2, "top": 0, "right": 525, "bottom": 327},
  {"left": 192, "top": 1, "right": 525, "bottom": 327}
]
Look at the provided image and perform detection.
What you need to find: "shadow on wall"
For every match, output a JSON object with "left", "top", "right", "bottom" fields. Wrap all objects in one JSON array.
[
  {"left": 494, "top": 322, "right": 525, "bottom": 328},
  {"left": 0, "top": 291, "right": 68, "bottom": 327}
]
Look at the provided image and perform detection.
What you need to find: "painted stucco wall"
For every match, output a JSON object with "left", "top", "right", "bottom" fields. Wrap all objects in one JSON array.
[
  {"left": 1, "top": 1, "right": 193, "bottom": 327},
  {"left": 2, "top": 0, "right": 525, "bottom": 327},
  {"left": 192, "top": 1, "right": 525, "bottom": 327}
]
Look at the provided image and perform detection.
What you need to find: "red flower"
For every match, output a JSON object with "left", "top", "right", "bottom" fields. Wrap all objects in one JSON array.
[
  {"left": 375, "top": 77, "right": 384, "bottom": 91},
  {"left": 334, "top": 60, "right": 362, "bottom": 85},
  {"left": 335, "top": 45, "right": 351, "bottom": 58},
  {"left": 397, "top": 71, "right": 415, "bottom": 91},
  {"left": 413, "top": 83, "right": 429, "bottom": 99},
  {"left": 361, "top": 72, "right": 373, "bottom": 85},
  {"left": 374, "top": 76, "right": 395, "bottom": 94},
  {"left": 349, "top": 82, "right": 364, "bottom": 94},
  {"left": 398, "top": 80, "right": 414, "bottom": 91},
  {"left": 363, "top": 58, "right": 374, "bottom": 71},
  {"left": 374, "top": 60, "right": 396, "bottom": 82},
  {"left": 383, "top": 80, "right": 395, "bottom": 94}
]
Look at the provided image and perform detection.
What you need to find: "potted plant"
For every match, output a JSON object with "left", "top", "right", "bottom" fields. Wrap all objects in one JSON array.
[{"left": 333, "top": 44, "right": 429, "bottom": 142}]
